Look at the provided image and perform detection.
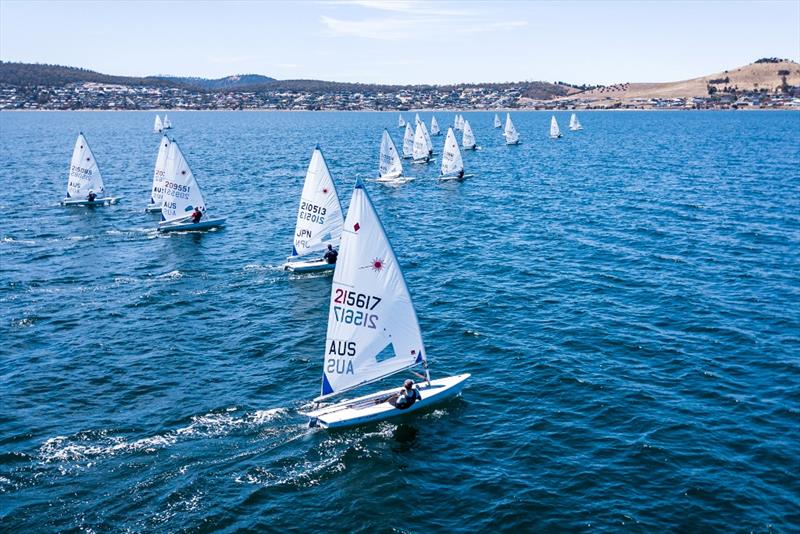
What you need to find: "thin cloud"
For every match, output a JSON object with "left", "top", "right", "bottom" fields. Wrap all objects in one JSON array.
[
  {"left": 324, "top": 0, "right": 477, "bottom": 17},
  {"left": 320, "top": 15, "right": 414, "bottom": 40}
]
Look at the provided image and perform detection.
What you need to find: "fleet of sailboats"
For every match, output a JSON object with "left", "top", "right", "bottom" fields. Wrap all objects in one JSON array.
[
  {"left": 60, "top": 133, "right": 120, "bottom": 206},
  {"left": 157, "top": 140, "right": 225, "bottom": 232},
  {"left": 283, "top": 146, "right": 344, "bottom": 272},
  {"left": 302, "top": 178, "right": 470, "bottom": 428}
]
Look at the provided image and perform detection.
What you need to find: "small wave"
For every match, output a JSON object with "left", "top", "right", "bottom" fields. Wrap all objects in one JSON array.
[
  {"left": 156, "top": 270, "right": 183, "bottom": 281},
  {"left": 1, "top": 237, "right": 36, "bottom": 245},
  {"left": 11, "top": 317, "right": 35, "bottom": 328}
]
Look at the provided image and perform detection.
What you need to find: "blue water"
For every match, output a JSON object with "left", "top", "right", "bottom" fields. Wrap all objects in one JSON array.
[{"left": 1, "top": 111, "right": 799, "bottom": 532}]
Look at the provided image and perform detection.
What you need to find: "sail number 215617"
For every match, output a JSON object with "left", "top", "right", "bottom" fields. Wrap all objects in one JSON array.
[{"left": 332, "top": 289, "right": 381, "bottom": 329}]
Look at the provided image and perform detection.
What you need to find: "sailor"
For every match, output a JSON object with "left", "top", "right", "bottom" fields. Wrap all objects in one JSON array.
[
  {"left": 87, "top": 190, "right": 96, "bottom": 202},
  {"left": 457, "top": 169, "right": 465, "bottom": 179},
  {"left": 190, "top": 206, "right": 203, "bottom": 224},
  {"left": 394, "top": 379, "right": 421, "bottom": 409},
  {"left": 323, "top": 244, "right": 338, "bottom": 264}
]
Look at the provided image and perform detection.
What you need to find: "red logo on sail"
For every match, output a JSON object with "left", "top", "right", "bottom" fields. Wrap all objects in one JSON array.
[{"left": 354, "top": 222, "right": 360, "bottom": 232}]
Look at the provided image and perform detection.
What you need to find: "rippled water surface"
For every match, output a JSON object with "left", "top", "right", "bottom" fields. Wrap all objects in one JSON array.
[{"left": 1, "top": 110, "right": 799, "bottom": 532}]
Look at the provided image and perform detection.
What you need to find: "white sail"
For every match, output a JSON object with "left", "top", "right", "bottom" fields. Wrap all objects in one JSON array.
[
  {"left": 318, "top": 179, "right": 426, "bottom": 399},
  {"left": 462, "top": 120, "right": 476, "bottom": 150},
  {"left": 550, "top": 115, "right": 561, "bottom": 138},
  {"left": 402, "top": 123, "right": 414, "bottom": 159},
  {"left": 66, "top": 133, "right": 105, "bottom": 199},
  {"left": 160, "top": 141, "right": 206, "bottom": 223},
  {"left": 378, "top": 130, "right": 403, "bottom": 178},
  {"left": 493, "top": 113, "right": 502, "bottom": 128},
  {"left": 398, "top": 114, "right": 406, "bottom": 128},
  {"left": 154, "top": 115, "right": 163, "bottom": 133},
  {"left": 148, "top": 135, "right": 171, "bottom": 208},
  {"left": 414, "top": 113, "right": 421, "bottom": 125},
  {"left": 163, "top": 114, "right": 172, "bottom": 129},
  {"left": 570, "top": 113, "right": 582, "bottom": 130},
  {"left": 419, "top": 119, "right": 433, "bottom": 154},
  {"left": 291, "top": 147, "right": 344, "bottom": 258},
  {"left": 430, "top": 116, "right": 440, "bottom": 136},
  {"left": 504, "top": 113, "right": 519, "bottom": 144},
  {"left": 412, "top": 122, "right": 428, "bottom": 162},
  {"left": 441, "top": 128, "right": 464, "bottom": 177}
]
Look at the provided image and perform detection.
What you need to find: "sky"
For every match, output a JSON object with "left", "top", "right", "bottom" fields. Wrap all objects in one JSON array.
[{"left": 1, "top": 0, "right": 799, "bottom": 85}]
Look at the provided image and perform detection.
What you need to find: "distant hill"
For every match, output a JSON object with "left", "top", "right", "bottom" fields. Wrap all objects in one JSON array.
[
  {"left": 563, "top": 59, "right": 800, "bottom": 101},
  {"left": 0, "top": 61, "right": 574, "bottom": 99},
  {"left": 158, "top": 74, "right": 276, "bottom": 90}
]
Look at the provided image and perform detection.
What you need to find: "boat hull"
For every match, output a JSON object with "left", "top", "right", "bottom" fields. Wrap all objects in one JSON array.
[
  {"left": 61, "top": 196, "right": 121, "bottom": 206},
  {"left": 157, "top": 218, "right": 226, "bottom": 233},
  {"left": 376, "top": 175, "right": 413, "bottom": 185},
  {"left": 284, "top": 258, "right": 335, "bottom": 273},
  {"left": 303, "top": 373, "right": 470, "bottom": 429},
  {"left": 440, "top": 174, "right": 473, "bottom": 182},
  {"left": 145, "top": 204, "right": 162, "bottom": 213},
  {"left": 505, "top": 140, "right": 520, "bottom": 145}
]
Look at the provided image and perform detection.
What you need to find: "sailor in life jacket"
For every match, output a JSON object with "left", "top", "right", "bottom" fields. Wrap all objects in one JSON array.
[{"left": 394, "top": 379, "right": 422, "bottom": 410}]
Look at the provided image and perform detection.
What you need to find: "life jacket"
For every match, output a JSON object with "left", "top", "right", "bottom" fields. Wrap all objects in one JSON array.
[{"left": 394, "top": 388, "right": 420, "bottom": 410}]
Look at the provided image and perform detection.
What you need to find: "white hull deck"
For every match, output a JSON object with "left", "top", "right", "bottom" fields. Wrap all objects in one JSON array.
[
  {"left": 157, "top": 218, "right": 226, "bottom": 233},
  {"left": 550, "top": 134, "right": 562, "bottom": 139},
  {"left": 375, "top": 175, "right": 413, "bottom": 185},
  {"left": 284, "top": 258, "right": 335, "bottom": 273},
  {"left": 303, "top": 373, "right": 470, "bottom": 429},
  {"left": 439, "top": 173, "right": 473, "bottom": 182},
  {"left": 145, "top": 204, "right": 161, "bottom": 213},
  {"left": 61, "top": 196, "right": 121, "bottom": 207},
  {"left": 505, "top": 140, "right": 520, "bottom": 145}
]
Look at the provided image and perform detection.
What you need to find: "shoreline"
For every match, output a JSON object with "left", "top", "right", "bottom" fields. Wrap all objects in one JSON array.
[{"left": 1, "top": 107, "right": 796, "bottom": 113}]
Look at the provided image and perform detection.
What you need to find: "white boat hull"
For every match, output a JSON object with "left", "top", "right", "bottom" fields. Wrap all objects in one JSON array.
[
  {"left": 440, "top": 174, "right": 473, "bottom": 182},
  {"left": 550, "top": 134, "right": 562, "bottom": 139},
  {"left": 145, "top": 204, "right": 161, "bottom": 213},
  {"left": 375, "top": 175, "right": 413, "bottom": 185},
  {"left": 303, "top": 373, "right": 470, "bottom": 429},
  {"left": 157, "top": 218, "right": 226, "bottom": 233},
  {"left": 61, "top": 196, "right": 121, "bottom": 206},
  {"left": 505, "top": 140, "right": 520, "bottom": 145},
  {"left": 284, "top": 258, "right": 335, "bottom": 273}
]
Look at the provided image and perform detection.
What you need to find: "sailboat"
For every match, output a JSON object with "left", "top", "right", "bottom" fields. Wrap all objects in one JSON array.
[
  {"left": 283, "top": 147, "right": 345, "bottom": 273},
  {"left": 402, "top": 123, "right": 414, "bottom": 159},
  {"left": 430, "top": 115, "right": 441, "bottom": 136},
  {"left": 550, "top": 115, "right": 562, "bottom": 139},
  {"left": 412, "top": 122, "right": 430, "bottom": 164},
  {"left": 419, "top": 118, "right": 434, "bottom": 156},
  {"left": 462, "top": 120, "right": 477, "bottom": 150},
  {"left": 302, "top": 179, "right": 470, "bottom": 429},
  {"left": 154, "top": 115, "right": 163, "bottom": 133},
  {"left": 145, "top": 135, "right": 171, "bottom": 212},
  {"left": 157, "top": 140, "right": 225, "bottom": 232},
  {"left": 398, "top": 114, "right": 406, "bottom": 128},
  {"left": 441, "top": 128, "right": 468, "bottom": 181},
  {"left": 376, "top": 130, "right": 407, "bottom": 183},
  {"left": 454, "top": 114, "right": 463, "bottom": 131},
  {"left": 569, "top": 113, "right": 583, "bottom": 131},
  {"left": 60, "top": 133, "right": 121, "bottom": 206},
  {"left": 503, "top": 113, "right": 520, "bottom": 145},
  {"left": 493, "top": 113, "right": 502, "bottom": 128},
  {"left": 163, "top": 114, "right": 173, "bottom": 130}
]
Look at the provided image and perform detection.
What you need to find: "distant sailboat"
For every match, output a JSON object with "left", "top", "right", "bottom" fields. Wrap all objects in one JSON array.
[
  {"left": 503, "top": 113, "right": 520, "bottom": 145},
  {"left": 412, "top": 122, "right": 430, "bottom": 164},
  {"left": 162, "top": 114, "right": 172, "bottom": 130},
  {"left": 493, "top": 113, "right": 502, "bottom": 128},
  {"left": 154, "top": 115, "right": 163, "bottom": 133},
  {"left": 430, "top": 115, "right": 441, "bottom": 136},
  {"left": 377, "top": 130, "right": 406, "bottom": 183},
  {"left": 283, "top": 146, "right": 345, "bottom": 273},
  {"left": 569, "top": 113, "right": 582, "bottom": 131},
  {"left": 550, "top": 115, "right": 562, "bottom": 139},
  {"left": 60, "top": 133, "right": 121, "bottom": 206},
  {"left": 402, "top": 123, "right": 414, "bottom": 159},
  {"left": 302, "top": 179, "right": 470, "bottom": 429},
  {"left": 441, "top": 128, "right": 467, "bottom": 181},
  {"left": 454, "top": 114, "right": 463, "bottom": 131},
  {"left": 145, "top": 135, "right": 171, "bottom": 212},
  {"left": 157, "top": 140, "right": 225, "bottom": 232},
  {"left": 398, "top": 114, "right": 406, "bottom": 128},
  {"left": 419, "top": 118, "right": 434, "bottom": 155},
  {"left": 462, "top": 120, "right": 477, "bottom": 150}
]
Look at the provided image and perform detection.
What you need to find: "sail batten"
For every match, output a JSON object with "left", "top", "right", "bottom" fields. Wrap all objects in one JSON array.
[
  {"left": 291, "top": 147, "right": 344, "bottom": 258},
  {"left": 320, "top": 180, "right": 426, "bottom": 398}
]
